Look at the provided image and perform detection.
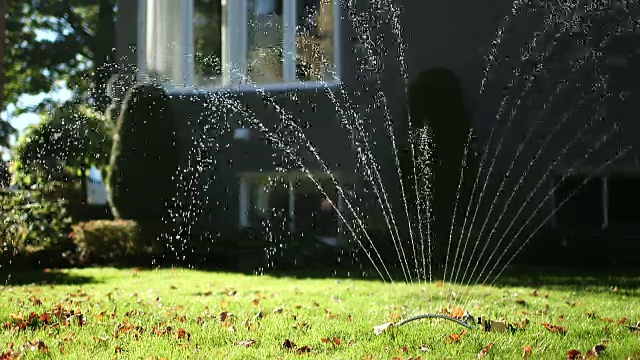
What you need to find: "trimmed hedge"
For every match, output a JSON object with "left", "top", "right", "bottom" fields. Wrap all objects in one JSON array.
[{"left": 71, "top": 220, "right": 160, "bottom": 265}]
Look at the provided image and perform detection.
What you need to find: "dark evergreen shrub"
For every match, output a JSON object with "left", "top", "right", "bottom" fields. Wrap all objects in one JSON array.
[
  {"left": 403, "top": 68, "right": 478, "bottom": 250},
  {"left": 107, "top": 83, "right": 180, "bottom": 225}
]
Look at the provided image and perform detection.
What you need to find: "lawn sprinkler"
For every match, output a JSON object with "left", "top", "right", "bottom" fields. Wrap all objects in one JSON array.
[{"left": 374, "top": 312, "right": 524, "bottom": 335}]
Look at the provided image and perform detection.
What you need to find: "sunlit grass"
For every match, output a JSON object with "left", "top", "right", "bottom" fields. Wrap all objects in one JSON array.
[{"left": 0, "top": 267, "right": 638, "bottom": 359}]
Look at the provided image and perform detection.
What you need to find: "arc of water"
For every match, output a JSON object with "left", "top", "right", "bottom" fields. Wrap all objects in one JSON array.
[
  {"left": 245, "top": 97, "right": 398, "bottom": 283},
  {"left": 386, "top": 1, "right": 427, "bottom": 283},
  {"left": 455, "top": 14, "right": 625, "bottom": 310},
  {"left": 449, "top": 18, "right": 572, "bottom": 291},
  {"left": 449, "top": 0, "right": 606, "bottom": 309},
  {"left": 326, "top": 87, "right": 413, "bottom": 283},
  {"left": 219, "top": 0, "right": 418, "bottom": 283},
  {"left": 480, "top": 0, "right": 534, "bottom": 94},
  {"left": 486, "top": 146, "right": 632, "bottom": 287},
  {"left": 228, "top": 97, "right": 396, "bottom": 283},
  {"left": 451, "top": 29, "right": 607, "bottom": 311},
  {"left": 443, "top": 0, "right": 562, "bottom": 292},
  {"left": 451, "top": 89, "right": 591, "bottom": 312},
  {"left": 453, "top": 0, "right": 592, "bottom": 290},
  {"left": 414, "top": 127, "right": 435, "bottom": 284},
  {"left": 177, "top": 86, "right": 396, "bottom": 283},
  {"left": 459, "top": 117, "right": 621, "bottom": 312}
]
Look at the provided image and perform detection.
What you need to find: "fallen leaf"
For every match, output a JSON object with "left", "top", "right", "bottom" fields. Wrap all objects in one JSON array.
[
  {"left": 446, "top": 330, "right": 467, "bottom": 344},
  {"left": 515, "top": 299, "right": 527, "bottom": 306},
  {"left": 478, "top": 343, "right": 494, "bottom": 358},
  {"left": 297, "top": 345, "right": 311, "bottom": 354},
  {"left": 321, "top": 337, "right": 341, "bottom": 346},
  {"left": 524, "top": 345, "right": 532, "bottom": 359},
  {"left": 566, "top": 349, "right": 582, "bottom": 359},
  {"left": 532, "top": 289, "right": 539, "bottom": 297},
  {"left": 273, "top": 307, "right": 283, "bottom": 314},
  {"left": 282, "top": 339, "right": 296, "bottom": 350},
  {"left": 584, "top": 344, "right": 606, "bottom": 359},
  {"left": 453, "top": 307, "right": 465, "bottom": 318},
  {"left": 239, "top": 339, "right": 257, "bottom": 347},
  {"left": 219, "top": 311, "right": 230, "bottom": 322},
  {"left": 374, "top": 322, "right": 394, "bottom": 335},
  {"left": 542, "top": 322, "right": 567, "bottom": 335},
  {"left": 176, "top": 328, "right": 190, "bottom": 340}
]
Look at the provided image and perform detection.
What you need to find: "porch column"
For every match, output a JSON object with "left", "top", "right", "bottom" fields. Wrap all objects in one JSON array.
[
  {"left": 337, "top": 191, "right": 345, "bottom": 235},
  {"left": 289, "top": 179, "right": 295, "bottom": 232},
  {"left": 239, "top": 176, "right": 250, "bottom": 229},
  {"left": 602, "top": 176, "right": 609, "bottom": 229}
]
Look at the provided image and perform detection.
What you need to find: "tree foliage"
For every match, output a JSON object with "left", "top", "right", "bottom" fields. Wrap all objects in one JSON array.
[
  {"left": 1, "top": 0, "right": 116, "bottom": 147},
  {"left": 11, "top": 101, "right": 114, "bottom": 187}
]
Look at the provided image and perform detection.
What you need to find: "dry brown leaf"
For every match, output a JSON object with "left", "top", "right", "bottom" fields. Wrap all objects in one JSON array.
[
  {"left": 453, "top": 307, "right": 465, "bottom": 318},
  {"left": 321, "top": 337, "right": 341, "bottom": 346},
  {"left": 523, "top": 345, "right": 532, "bottom": 359},
  {"left": 282, "top": 339, "right": 296, "bottom": 350},
  {"left": 584, "top": 344, "right": 606, "bottom": 359},
  {"left": 566, "top": 349, "right": 582, "bottom": 359},
  {"left": 478, "top": 343, "right": 494, "bottom": 359},
  {"left": 446, "top": 330, "right": 467, "bottom": 344},
  {"left": 542, "top": 322, "right": 567, "bottom": 335}
]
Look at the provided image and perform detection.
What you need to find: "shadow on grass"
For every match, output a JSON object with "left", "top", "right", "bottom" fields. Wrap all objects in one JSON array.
[
  {"left": 490, "top": 266, "right": 640, "bottom": 295},
  {"left": 0, "top": 265, "right": 98, "bottom": 286}
]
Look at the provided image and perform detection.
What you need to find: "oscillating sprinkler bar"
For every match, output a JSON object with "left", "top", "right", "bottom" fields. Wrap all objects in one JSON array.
[
  {"left": 374, "top": 312, "right": 522, "bottom": 335},
  {"left": 394, "top": 313, "right": 477, "bottom": 329}
]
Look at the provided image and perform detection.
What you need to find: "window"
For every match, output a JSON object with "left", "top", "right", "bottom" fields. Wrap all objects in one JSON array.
[
  {"left": 139, "top": 0, "right": 341, "bottom": 91},
  {"left": 238, "top": 173, "right": 344, "bottom": 238}
]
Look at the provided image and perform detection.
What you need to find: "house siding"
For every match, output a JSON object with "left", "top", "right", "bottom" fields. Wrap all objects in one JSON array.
[{"left": 115, "top": 0, "right": 640, "bottom": 262}]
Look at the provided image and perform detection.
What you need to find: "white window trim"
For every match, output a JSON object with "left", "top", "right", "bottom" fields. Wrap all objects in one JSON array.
[{"left": 137, "top": 0, "right": 342, "bottom": 93}]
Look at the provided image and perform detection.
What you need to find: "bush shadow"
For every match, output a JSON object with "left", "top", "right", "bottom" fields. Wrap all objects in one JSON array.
[
  {"left": 0, "top": 267, "right": 98, "bottom": 286},
  {"left": 491, "top": 266, "right": 640, "bottom": 295}
]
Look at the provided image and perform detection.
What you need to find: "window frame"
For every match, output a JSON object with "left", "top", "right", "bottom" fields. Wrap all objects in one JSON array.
[{"left": 137, "top": 0, "right": 342, "bottom": 93}]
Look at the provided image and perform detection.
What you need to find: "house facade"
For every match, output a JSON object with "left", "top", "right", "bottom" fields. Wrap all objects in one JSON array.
[{"left": 112, "top": 0, "right": 640, "bottom": 266}]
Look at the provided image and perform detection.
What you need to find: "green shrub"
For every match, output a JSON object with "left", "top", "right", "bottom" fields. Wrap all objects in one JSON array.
[
  {"left": 405, "top": 68, "right": 477, "bottom": 242},
  {"left": 0, "top": 187, "right": 72, "bottom": 255},
  {"left": 107, "top": 83, "right": 180, "bottom": 224},
  {"left": 71, "top": 220, "right": 158, "bottom": 265}
]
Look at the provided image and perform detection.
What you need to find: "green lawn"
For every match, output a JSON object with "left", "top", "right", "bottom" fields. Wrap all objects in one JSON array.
[{"left": 0, "top": 267, "right": 638, "bottom": 359}]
